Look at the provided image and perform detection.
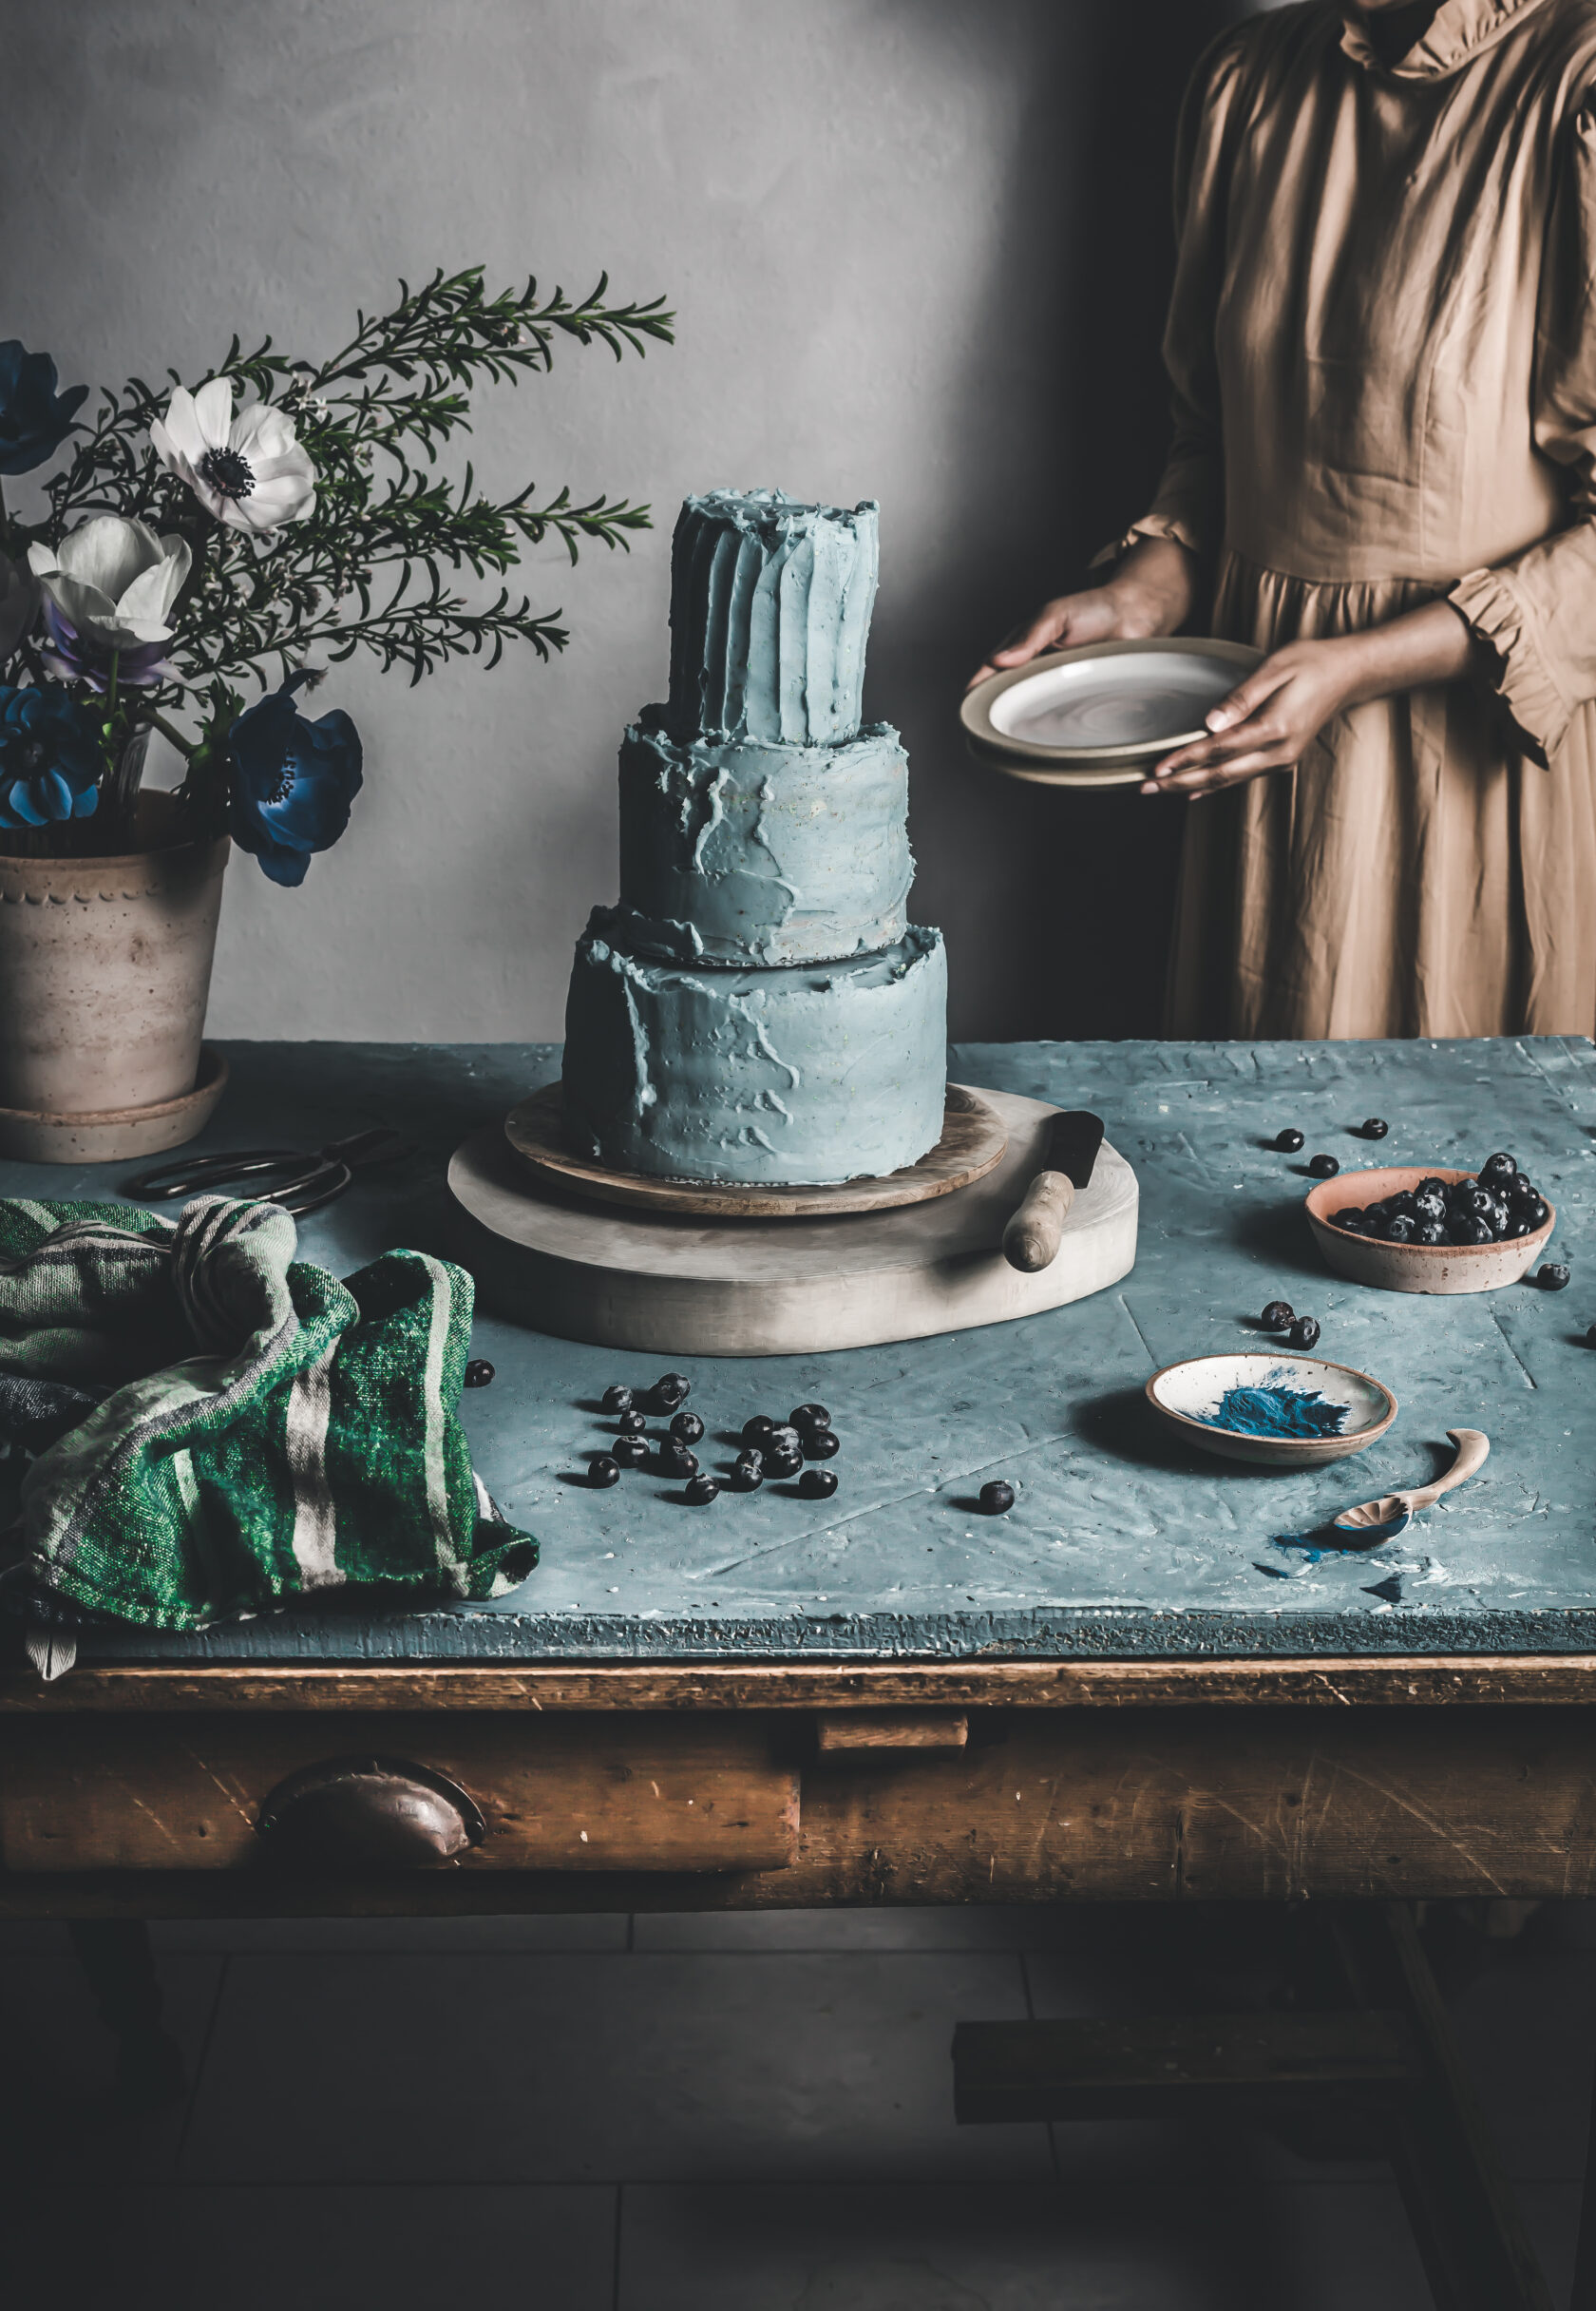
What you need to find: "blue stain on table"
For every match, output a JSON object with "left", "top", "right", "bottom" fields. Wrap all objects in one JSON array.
[
  {"left": 1201, "top": 1384, "right": 1350, "bottom": 1441},
  {"left": 4, "top": 1035, "right": 1593, "bottom": 1665}
]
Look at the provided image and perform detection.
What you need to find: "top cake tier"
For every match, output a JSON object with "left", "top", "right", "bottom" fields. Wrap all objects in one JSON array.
[{"left": 664, "top": 489, "right": 879, "bottom": 747}]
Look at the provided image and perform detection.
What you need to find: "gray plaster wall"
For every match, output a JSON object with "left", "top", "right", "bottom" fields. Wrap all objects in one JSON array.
[{"left": 5, "top": 0, "right": 1262, "bottom": 1043}]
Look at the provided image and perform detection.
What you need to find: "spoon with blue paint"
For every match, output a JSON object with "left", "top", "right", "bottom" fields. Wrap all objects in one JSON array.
[{"left": 1329, "top": 1428, "right": 1490, "bottom": 1544}]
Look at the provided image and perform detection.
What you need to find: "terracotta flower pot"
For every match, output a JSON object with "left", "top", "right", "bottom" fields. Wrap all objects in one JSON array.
[{"left": 0, "top": 790, "right": 230, "bottom": 1161}]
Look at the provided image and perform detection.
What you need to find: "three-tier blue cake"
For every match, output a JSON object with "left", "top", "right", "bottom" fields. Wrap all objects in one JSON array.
[{"left": 561, "top": 489, "right": 948, "bottom": 1185}]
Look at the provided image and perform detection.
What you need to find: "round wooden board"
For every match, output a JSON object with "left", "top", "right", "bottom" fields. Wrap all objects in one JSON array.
[{"left": 503, "top": 1080, "right": 1008, "bottom": 1218}]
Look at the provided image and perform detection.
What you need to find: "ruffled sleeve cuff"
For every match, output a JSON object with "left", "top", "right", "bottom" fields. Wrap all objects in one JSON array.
[
  {"left": 1448, "top": 566, "right": 1570, "bottom": 768},
  {"left": 1090, "top": 511, "right": 1207, "bottom": 573}
]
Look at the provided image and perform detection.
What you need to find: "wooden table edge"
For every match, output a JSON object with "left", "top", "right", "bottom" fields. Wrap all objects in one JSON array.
[{"left": 2, "top": 1654, "right": 1593, "bottom": 1712}]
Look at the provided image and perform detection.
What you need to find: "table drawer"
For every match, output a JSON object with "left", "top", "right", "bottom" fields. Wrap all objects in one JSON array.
[{"left": 0, "top": 1713, "right": 799, "bottom": 1875}]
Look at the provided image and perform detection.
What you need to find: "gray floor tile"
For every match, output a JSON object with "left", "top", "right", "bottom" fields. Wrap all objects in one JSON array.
[
  {"left": 150, "top": 1911, "right": 628, "bottom": 1954},
  {"left": 0, "top": 2182, "right": 616, "bottom": 2311},
  {"left": 181, "top": 1948, "right": 1050, "bottom": 2185},
  {"left": 1449, "top": 1940, "right": 1596, "bottom": 2180},
  {"left": 0, "top": 1946, "right": 223, "bottom": 2182},
  {"left": 616, "top": 2180, "right": 1379, "bottom": 2310},
  {"left": 633, "top": 1904, "right": 1067, "bottom": 1953}
]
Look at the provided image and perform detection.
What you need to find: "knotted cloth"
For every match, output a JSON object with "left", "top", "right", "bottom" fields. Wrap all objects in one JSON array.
[{"left": 0, "top": 1195, "right": 536, "bottom": 1671}]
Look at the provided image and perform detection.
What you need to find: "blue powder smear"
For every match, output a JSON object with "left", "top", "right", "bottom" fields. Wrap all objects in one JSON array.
[{"left": 1199, "top": 1384, "right": 1350, "bottom": 1441}]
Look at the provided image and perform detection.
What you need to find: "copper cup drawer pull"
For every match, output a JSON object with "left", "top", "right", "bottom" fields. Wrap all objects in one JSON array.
[{"left": 256, "top": 1756, "right": 485, "bottom": 1869}]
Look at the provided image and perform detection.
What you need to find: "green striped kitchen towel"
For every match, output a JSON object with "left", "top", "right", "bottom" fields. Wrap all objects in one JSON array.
[{"left": 0, "top": 1194, "right": 536, "bottom": 1674}]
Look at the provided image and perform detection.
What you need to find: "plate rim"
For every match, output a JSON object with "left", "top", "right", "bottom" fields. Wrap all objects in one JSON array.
[{"left": 960, "top": 637, "right": 1264, "bottom": 768}]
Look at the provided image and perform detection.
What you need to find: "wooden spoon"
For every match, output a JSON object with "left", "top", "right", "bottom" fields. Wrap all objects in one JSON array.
[{"left": 1330, "top": 1428, "right": 1490, "bottom": 1544}]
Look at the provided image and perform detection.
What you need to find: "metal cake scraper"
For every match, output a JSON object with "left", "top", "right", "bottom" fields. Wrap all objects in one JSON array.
[{"left": 1001, "top": 1110, "right": 1105, "bottom": 1272}]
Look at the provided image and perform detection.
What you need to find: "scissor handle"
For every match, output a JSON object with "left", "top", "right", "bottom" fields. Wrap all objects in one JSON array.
[{"left": 123, "top": 1149, "right": 324, "bottom": 1203}]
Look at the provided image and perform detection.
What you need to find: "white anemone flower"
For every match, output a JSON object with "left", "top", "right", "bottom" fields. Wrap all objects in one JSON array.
[
  {"left": 151, "top": 377, "right": 317, "bottom": 534},
  {"left": 27, "top": 516, "right": 191, "bottom": 687}
]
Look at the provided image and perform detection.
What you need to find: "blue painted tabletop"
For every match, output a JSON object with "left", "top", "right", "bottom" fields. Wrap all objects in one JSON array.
[{"left": 18, "top": 1036, "right": 1596, "bottom": 1664}]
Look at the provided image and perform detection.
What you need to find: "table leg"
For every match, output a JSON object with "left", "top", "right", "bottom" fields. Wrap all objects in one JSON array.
[{"left": 67, "top": 1918, "right": 186, "bottom": 2108}]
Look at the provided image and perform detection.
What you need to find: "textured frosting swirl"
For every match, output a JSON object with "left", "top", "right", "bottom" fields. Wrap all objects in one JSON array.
[
  {"left": 561, "top": 921, "right": 946, "bottom": 1185},
  {"left": 664, "top": 489, "right": 879, "bottom": 746},
  {"left": 614, "top": 714, "right": 911, "bottom": 966}
]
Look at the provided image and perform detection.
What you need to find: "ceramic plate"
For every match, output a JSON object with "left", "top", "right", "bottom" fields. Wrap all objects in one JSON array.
[
  {"left": 1145, "top": 1351, "right": 1397, "bottom": 1469},
  {"left": 1306, "top": 1166, "right": 1555, "bottom": 1296},
  {"left": 961, "top": 638, "right": 1263, "bottom": 786}
]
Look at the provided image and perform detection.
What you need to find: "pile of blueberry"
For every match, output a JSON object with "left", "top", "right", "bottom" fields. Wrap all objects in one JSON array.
[
  {"left": 588, "top": 1375, "right": 843, "bottom": 1504},
  {"left": 1330, "top": 1153, "right": 1550, "bottom": 1246}
]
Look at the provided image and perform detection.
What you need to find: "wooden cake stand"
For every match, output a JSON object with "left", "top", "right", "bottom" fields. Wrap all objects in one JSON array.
[
  {"left": 502, "top": 1081, "right": 1009, "bottom": 1218},
  {"left": 449, "top": 1084, "right": 1138, "bottom": 1356}
]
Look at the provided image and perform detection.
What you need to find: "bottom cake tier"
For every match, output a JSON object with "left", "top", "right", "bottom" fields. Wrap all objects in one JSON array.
[{"left": 561, "top": 922, "right": 947, "bottom": 1185}]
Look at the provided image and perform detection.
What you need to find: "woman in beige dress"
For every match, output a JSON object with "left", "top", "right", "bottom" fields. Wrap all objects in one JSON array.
[{"left": 975, "top": 0, "right": 1596, "bottom": 1040}]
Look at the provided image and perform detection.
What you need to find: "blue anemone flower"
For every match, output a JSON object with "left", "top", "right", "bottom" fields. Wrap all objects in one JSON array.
[
  {"left": 0, "top": 685, "right": 102, "bottom": 829},
  {"left": 0, "top": 342, "right": 88, "bottom": 477},
  {"left": 227, "top": 672, "right": 363, "bottom": 887}
]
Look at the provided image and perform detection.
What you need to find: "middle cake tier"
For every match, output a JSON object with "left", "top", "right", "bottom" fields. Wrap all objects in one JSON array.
[
  {"left": 615, "top": 713, "right": 912, "bottom": 966},
  {"left": 562, "top": 920, "right": 948, "bottom": 1185}
]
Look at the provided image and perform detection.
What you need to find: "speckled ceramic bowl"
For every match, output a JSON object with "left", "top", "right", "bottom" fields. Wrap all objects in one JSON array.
[
  {"left": 1306, "top": 1166, "right": 1554, "bottom": 1295},
  {"left": 1146, "top": 1351, "right": 1397, "bottom": 1469}
]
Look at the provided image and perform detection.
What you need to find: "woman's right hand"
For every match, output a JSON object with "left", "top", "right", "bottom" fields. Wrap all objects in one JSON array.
[{"left": 965, "top": 534, "right": 1197, "bottom": 692}]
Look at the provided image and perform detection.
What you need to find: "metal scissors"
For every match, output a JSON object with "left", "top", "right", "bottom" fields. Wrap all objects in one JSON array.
[{"left": 123, "top": 1127, "right": 408, "bottom": 1219}]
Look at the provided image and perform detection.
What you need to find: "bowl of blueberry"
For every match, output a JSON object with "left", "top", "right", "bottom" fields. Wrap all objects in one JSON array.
[{"left": 1306, "top": 1153, "right": 1554, "bottom": 1294}]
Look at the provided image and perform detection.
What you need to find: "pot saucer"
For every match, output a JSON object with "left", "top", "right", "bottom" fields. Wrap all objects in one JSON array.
[{"left": 0, "top": 1044, "right": 229, "bottom": 1164}]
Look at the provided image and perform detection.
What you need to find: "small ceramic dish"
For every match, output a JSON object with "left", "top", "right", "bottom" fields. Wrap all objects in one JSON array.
[
  {"left": 960, "top": 638, "right": 1263, "bottom": 786},
  {"left": 1146, "top": 1351, "right": 1397, "bottom": 1469},
  {"left": 1306, "top": 1167, "right": 1555, "bottom": 1296}
]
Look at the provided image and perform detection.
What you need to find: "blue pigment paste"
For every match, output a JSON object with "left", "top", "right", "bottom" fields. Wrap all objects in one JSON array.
[{"left": 1200, "top": 1385, "right": 1350, "bottom": 1441}]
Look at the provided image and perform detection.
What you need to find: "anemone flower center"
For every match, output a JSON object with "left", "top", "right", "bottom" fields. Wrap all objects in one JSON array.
[
  {"left": 18, "top": 740, "right": 46, "bottom": 773},
  {"left": 266, "top": 765, "right": 297, "bottom": 806},
  {"left": 199, "top": 445, "right": 256, "bottom": 502}
]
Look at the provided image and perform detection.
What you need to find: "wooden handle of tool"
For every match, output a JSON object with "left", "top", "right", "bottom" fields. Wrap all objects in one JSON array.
[
  {"left": 1405, "top": 1428, "right": 1491, "bottom": 1513},
  {"left": 1002, "top": 1170, "right": 1074, "bottom": 1272}
]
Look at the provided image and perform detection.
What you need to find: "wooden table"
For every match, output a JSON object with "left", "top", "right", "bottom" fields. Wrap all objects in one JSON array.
[{"left": 0, "top": 1032, "right": 1593, "bottom": 1917}]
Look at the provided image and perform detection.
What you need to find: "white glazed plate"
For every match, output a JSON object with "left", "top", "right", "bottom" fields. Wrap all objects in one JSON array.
[
  {"left": 1145, "top": 1351, "right": 1398, "bottom": 1469},
  {"left": 961, "top": 638, "right": 1264, "bottom": 787}
]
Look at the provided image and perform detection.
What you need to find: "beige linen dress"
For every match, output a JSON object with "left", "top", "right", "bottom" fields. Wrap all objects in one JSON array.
[{"left": 1128, "top": 0, "right": 1596, "bottom": 1039}]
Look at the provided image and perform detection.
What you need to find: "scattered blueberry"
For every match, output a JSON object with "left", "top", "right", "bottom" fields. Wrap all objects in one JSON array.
[
  {"left": 1288, "top": 1316, "right": 1321, "bottom": 1350},
  {"left": 1586, "top": 1324, "right": 1596, "bottom": 1349},
  {"left": 589, "top": 1455, "right": 620, "bottom": 1488},
  {"left": 1539, "top": 1263, "right": 1571, "bottom": 1291},
  {"left": 790, "top": 1403, "right": 830, "bottom": 1431},
  {"left": 685, "top": 1474, "right": 720, "bottom": 1505},
  {"left": 1261, "top": 1301, "right": 1295, "bottom": 1331},
  {"left": 766, "top": 1424, "right": 802, "bottom": 1455},
  {"left": 617, "top": 1408, "right": 647, "bottom": 1436},
  {"left": 1273, "top": 1129, "right": 1305, "bottom": 1153},
  {"left": 612, "top": 1434, "right": 648, "bottom": 1469},
  {"left": 670, "top": 1410, "right": 705, "bottom": 1444},
  {"left": 1308, "top": 1154, "right": 1340, "bottom": 1178},
  {"left": 980, "top": 1480, "right": 1016, "bottom": 1514},
  {"left": 799, "top": 1467, "right": 839, "bottom": 1499},
  {"left": 1360, "top": 1118, "right": 1389, "bottom": 1139},
  {"left": 766, "top": 1446, "right": 803, "bottom": 1480},
  {"left": 601, "top": 1384, "right": 634, "bottom": 1414},
  {"left": 650, "top": 1372, "right": 691, "bottom": 1412},
  {"left": 742, "top": 1415, "right": 777, "bottom": 1447},
  {"left": 464, "top": 1359, "right": 495, "bottom": 1389},
  {"left": 731, "top": 1454, "right": 765, "bottom": 1492},
  {"left": 804, "top": 1427, "right": 841, "bottom": 1461},
  {"left": 658, "top": 1442, "right": 699, "bottom": 1478}
]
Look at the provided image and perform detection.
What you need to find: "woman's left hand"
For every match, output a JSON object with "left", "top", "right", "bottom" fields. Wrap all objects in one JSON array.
[{"left": 1140, "top": 638, "right": 1361, "bottom": 798}]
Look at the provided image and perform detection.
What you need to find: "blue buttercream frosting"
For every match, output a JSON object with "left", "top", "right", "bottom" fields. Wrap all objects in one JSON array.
[
  {"left": 562, "top": 923, "right": 947, "bottom": 1185},
  {"left": 615, "top": 713, "right": 911, "bottom": 966},
  {"left": 665, "top": 489, "right": 880, "bottom": 746}
]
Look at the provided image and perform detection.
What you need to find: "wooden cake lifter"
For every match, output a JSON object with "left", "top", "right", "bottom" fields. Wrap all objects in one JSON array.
[{"left": 503, "top": 1081, "right": 1008, "bottom": 1219}]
